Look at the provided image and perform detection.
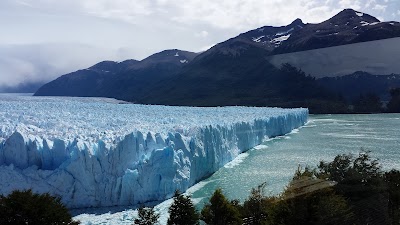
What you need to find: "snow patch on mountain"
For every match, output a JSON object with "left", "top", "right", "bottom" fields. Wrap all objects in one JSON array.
[
  {"left": 276, "top": 28, "right": 294, "bottom": 36},
  {"left": 360, "top": 21, "right": 370, "bottom": 26},
  {"left": 270, "top": 34, "right": 291, "bottom": 45},
  {"left": 355, "top": 11, "right": 364, "bottom": 17},
  {"left": 360, "top": 21, "right": 381, "bottom": 26},
  {"left": 252, "top": 36, "right": 265, "bottom": 43}
]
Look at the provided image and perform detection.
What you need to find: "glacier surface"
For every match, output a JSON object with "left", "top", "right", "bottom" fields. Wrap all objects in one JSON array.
[{"left": 0, "top": 94, "right": 308, "bottom": 208}]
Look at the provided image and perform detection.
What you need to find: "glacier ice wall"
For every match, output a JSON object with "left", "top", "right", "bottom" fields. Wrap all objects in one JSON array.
[{"left": 0, "top": 95, "right": 308, "bottom": 208}]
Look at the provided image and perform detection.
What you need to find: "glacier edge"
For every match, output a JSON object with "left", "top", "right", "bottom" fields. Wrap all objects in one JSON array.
[{"left": 0, "top": 108, "right": 308, "bottom": 208}]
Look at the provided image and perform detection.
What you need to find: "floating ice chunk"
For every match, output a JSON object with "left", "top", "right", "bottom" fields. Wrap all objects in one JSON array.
[{"left": 253, "top": 145, "right": 268, "bottom": 150}]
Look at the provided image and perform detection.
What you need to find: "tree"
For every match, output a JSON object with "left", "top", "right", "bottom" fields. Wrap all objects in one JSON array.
[
  {"left": 134, "top": 206, "right": 159, "bottom": 225},
  {"left": 387, "top": 88, "right": 400, "bottom": 113},
  {"left": 269, "top": 187, "right": 353, "bottom": 225},
  {"left": 352, "top": 93, "right": 383, "bottom": 113},
  {"left": 317, "top": 151, "right": 384, "bottom": 198},
  {"left": 167, "top": 190, "right": 199, "bottom": 225},
  {"left": 317, "top": 151, "right": 392, "bottom": 224},
  {"left": 201, "top": 189, "right": 242, "bottom": 225},
  {"left": 0, "top": 189, "right": 79, "bottom": 225},
  {"left": 242, "top": 183, "right": 269, "bottom": 225},
  {"left": 385, "top": 170, "right": 400, "bottom": 224}
]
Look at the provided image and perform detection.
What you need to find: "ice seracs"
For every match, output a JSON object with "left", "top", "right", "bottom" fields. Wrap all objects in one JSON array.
[{"left": 0, "top": 95, "right": 308, "bottom": 208}]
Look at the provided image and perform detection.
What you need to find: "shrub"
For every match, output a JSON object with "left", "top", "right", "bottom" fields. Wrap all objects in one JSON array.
[
  {"left": 0, "top": 189, "right": 79, "bottom": 225},
  {"left": 134, "top": 206, "right": 159, "bottom": 225}
]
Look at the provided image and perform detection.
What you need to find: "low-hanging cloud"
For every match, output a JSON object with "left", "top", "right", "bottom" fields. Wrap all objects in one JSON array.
[{"left": 0, "top": 43, "right": 118, "bottom": 91}]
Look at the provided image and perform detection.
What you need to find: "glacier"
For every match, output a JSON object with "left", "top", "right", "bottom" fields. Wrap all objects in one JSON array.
[{"left": 0, "top": 94, "right": 308, "bottom": 208}]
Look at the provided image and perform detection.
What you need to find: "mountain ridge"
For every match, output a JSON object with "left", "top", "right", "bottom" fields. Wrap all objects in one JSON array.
[{"left": 34, "top": 9, "right": 400, "bottom": 113}]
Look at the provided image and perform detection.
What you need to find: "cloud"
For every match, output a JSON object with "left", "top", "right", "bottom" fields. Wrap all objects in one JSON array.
[
  {"left": 5, "top": 0, "right": 342, "bottom": 29},
  {"left": 365, "top": 0, "right": 376, "bottom": 8},
  {"left": 195, "top": 31, "right": 209, "bottom": 38},
  {"left": 339, "top": 0, "right": 361, "bottom": 10},
  {"left": 372, "top": 4, "right": 387, "bottom": 11},
  {"left": 0, "top": 43, "right": 118, "bottom": 89},
  {"left": 169, "top": 0, "right": 342, "bottom": 29}
]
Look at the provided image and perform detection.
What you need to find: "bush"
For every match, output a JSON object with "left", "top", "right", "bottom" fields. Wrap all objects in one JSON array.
[
  {"left": 0, "top": 189, "right": 79, "bottom": 225},
  {"left": 134, "top": 206, "right": 159, "bottom": 225}
]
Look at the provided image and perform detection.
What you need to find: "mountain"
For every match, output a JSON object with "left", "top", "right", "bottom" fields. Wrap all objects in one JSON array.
[
  {"left": 34, "top": 50, "right": 198, "bottom": 100},
  {"left": 205, "top": 18, "right": 305, "bottom": 55},
  {"left": 35, "top": 9, "right": 400, "bottom": 113},
  {"left": 34, "top": 59, "right": 139, "bottom": 97},
  {"left": 274, "top": 9, "right": 400, "bottom": 54}
]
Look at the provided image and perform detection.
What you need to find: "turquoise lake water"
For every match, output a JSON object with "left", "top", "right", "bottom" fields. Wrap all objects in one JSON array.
[{"left": 189, "top": 114, "right": 400, "bottom": 207}]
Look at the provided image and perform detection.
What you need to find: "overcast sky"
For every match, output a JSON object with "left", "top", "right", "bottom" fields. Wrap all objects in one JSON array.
[{"left": 1, "top": 0, "right": 399, "bottom": 90}]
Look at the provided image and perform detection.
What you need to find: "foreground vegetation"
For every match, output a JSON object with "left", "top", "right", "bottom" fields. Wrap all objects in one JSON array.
[
  {"left": 0, "top": 190, "right": 79, "bottom": 225},
  {"left": 139, "top": 151, "right": 400, "bottom": 225},
  {"left": 1, "top": 152, "right": 398, "bottom": 225}
]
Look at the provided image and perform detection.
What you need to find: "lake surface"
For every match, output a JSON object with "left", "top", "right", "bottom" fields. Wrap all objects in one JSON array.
[
  {"left": 76, "top": 114, "right": 400, "bottom": 224},
  {"left": 189, "top": 114, "right": 400, "bottom": 206}
]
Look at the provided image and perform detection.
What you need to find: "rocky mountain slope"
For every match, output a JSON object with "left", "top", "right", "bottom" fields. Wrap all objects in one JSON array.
[{"left": 35, "top": 50, "right": 198, "bottom": 100}]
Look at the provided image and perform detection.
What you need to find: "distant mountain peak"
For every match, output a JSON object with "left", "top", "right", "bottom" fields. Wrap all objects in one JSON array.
[
  {"left": 289, "top": 18, "right": 304, "bottom": 27},
  {"left": 89, "top": 61, "right": 119, "bottom": 72},
  {"left": 330, "top": 8, "right": 380, "bottom": 24},
  {"left": 133, "top": 49, "right": 199, "bottom": 67}
]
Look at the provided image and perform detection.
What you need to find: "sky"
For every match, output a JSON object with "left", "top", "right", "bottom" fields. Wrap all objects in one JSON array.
[{"left": 0, "top": 0, "right": 399, "bottom": 90}]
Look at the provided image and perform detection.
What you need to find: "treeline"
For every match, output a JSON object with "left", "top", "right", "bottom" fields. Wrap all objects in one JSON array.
[
  {"left": 306, "top": 87, "right": 400, "bottom": 114},
  {"left": 278, "top": 64, "right": 400, "bottom": 114},
  {"left": 137, "top": 151, "right": 400, "bottom": 225},
  {"left": 350, "top": 88, "right": 400, "bottom": 113}
]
